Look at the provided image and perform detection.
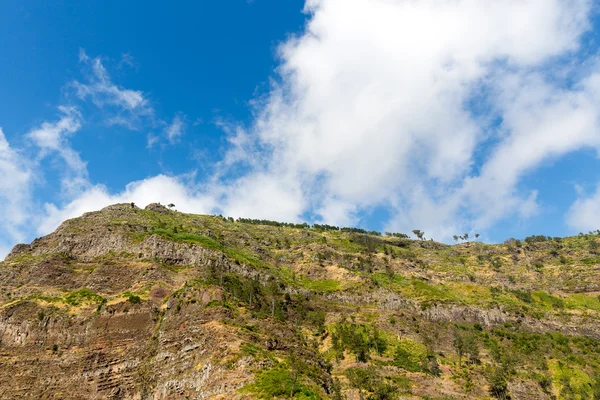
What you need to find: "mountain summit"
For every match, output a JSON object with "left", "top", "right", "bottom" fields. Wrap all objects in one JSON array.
[{"left": 1, "top": 204, "right": 599, "bottom": 399}]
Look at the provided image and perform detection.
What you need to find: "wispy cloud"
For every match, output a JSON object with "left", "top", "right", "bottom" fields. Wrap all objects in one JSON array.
[
  {"left": 27, "top": 106, "right": 83, "bottom": 168},
  {"left": 118, "top": 53, "right": 137, "bottom": 70},
  {"left": 26, "top": 106, "right": 89, "bottom": 197},
  {"left": 0, "top": 128, "right": 32, "bottom": 255},
  {"left": 70, "top": 50, "right": 154, "bottom": 129},
  {"left": 165, "top": 114, "right": 185, "bottom": 144}
]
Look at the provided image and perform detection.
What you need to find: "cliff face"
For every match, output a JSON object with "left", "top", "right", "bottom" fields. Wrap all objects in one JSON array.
[{"left": 1, "top": 204, "right": 599, "bottom": 399}]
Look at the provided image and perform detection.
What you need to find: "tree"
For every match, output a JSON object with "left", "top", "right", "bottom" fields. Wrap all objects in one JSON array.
[
  {"left": 488, "top": 365, "right": 511, "bottom": 399},
  {"left": 370, "top": 327, "right": 387, "bottom": 356},
  {"left": 475, "top": 233, "right": 480, "bottom": 240},
  {"left": 453, "top": 329, "right": 465, "bottom": 364},
  {"left": 288, "top": 350, "right": 306, "bottom": 398},
  {"left": 266, "top": 279, "right": 280, "bottom": 318},
  {"left": 463, "top": 233, "right": 469, "bottom": 241},
  {"left": 453, "top": 329, "right": 479, "bottom": 365},
  {"left": 412, "top": 230, "right": 425, "bottom": 240},
  {"left": 167, "top": 203, "right": 175, "bottom": 209},
  {"left": 345, "top": 368, "right": 372, "bottom": 400},
  {"left": 453, "top": 235, "right": 459, "bottom": 242}
]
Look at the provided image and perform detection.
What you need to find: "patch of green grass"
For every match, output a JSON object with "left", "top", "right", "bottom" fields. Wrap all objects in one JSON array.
[
  {"left": 391, "top": 338, "right": 428, "bottom": 372},
  {"left": 138, "top": 225, "right": 270, "bottom": 269},
  {"left": 564, "top": 293, "right": 600, "bottom": 311},
  {"left": 159, "top": 262, "right": 194, "bottom": 273},
  {"left": 122, "top": 291, "right": 142, "bottom": 304},
  {"left": 580, "top": 256, "right": 600, "bottom": 266},
  {"left": 5, "top": 252, "right": 66, "bottom": 265},
  {"left": 407, "top": 279, "right": 460, "bottom": 302},
  {"left": 206, "top": 300, "right": 223, "bottom": 308},
  {"left": 549, "top": 360, "right": 593, "bottom": 399},
  {"left": 328, "top": 236, "right": 367, "bottom": 253},
  {"left": 371, "top": 272, "right": 409, "bottom": 291},
  {"left": 64, "top": 289, "right": 105, "bottom": 306},
  {"left": 244, "top": 364, "right": 321, "bottom": 399},
  {"left": 149, "top": 229, "right": 222, "bottom": 249},
  {"left": 224, "top": 247, "right": 268, "bottom": 269},
  {"left": 532, "top": 291, "right": 565, "bottom": 311},
  {"left": 30, "top": 294, "right": 63, "bottom": 303}
]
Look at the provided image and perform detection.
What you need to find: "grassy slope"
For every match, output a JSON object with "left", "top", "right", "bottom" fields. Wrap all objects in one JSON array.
[{"left": 2, "top": 205, "right": 600, "bottom": 399}]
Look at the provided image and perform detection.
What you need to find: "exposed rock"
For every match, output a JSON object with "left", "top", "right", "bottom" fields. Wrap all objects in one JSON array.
[
  {"left": 145, "top": 203, "right": 171, "bottom": 214},
  {"left": 0, "top": 203, "right": 599, "bottom": 399}
]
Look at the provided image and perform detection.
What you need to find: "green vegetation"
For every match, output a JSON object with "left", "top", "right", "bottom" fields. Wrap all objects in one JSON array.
[
  {"left": 123, "top": 291, "right": 142, "bottom": 304},
  {"left": 64, "top": 289, "right": 105, "bottom": 306},
  {"left": 245, "top": 364, "right": 321, "bottom": 399},
  {"left": 4, "top": 204, "right": 600, "bottom": 399}
]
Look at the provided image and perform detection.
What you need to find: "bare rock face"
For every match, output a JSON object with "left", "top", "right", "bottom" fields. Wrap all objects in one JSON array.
[
  {"left": 145, "top": 203, "right": 171, "bottom": 214},
  {"left": 6, "top": 243, "right": 31, "bottom": 258},
  {"left": 0, "top": 288, "right": 252, "bottom": 400}
]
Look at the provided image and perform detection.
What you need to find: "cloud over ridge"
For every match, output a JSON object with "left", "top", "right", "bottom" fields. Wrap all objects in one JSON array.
[
  {"left": 3, "top": 0, "right": 600, "bottom": 258},
  {"left": 216, "top": 0, "right": 598, "bottom": 238}
]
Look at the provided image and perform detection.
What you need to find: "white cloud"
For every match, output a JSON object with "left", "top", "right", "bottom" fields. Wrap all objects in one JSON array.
[
  {"left": 165, "top": 114, "right": 185, "bottom": 143},
  {"left": 147, "top": 133, "right": 160, "bottom": 148},
  {"left": 26, "top": 106, "right": 90, "bottom": 197},
  {"left": 27, "top": 106, "right": 84, "bottom": 169},
  {"left": 217, "top": 172, "right": 306, "bottom": 222},
  {"left": 459, "top": 68, "right": 600, "bottom": 229},
  {"left": 208, "top": 0, "right": 598, "bottom": 240},
  {"left": 567, "top": 186, "right": 600, "bottom": 232},
  {"left": 39, "top": 175, "right": 218, "bottom": 236},
  {"left": 71, "top": 50, "right": 153, "bottom": 128},
  {"left": 7, "top": 0, "right": 600, "bottom": 255},
  {"left": 0, "top": 128, "right": 32, "bottom": 259}
]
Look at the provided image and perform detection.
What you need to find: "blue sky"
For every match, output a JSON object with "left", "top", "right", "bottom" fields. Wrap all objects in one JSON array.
[{"left": 2, "top": 0, "right": 600, "bottom": 257}]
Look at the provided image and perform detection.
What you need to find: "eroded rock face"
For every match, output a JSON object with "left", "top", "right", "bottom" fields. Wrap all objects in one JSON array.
[
  {"left": 2, "top": 203, "right": 600, "bottom": 399},
  {"left": 0, "top": 287, "right": 254, "bottom": 400},
  {"left": 145, "top": 203, "right": 171, "bottom": 214}
]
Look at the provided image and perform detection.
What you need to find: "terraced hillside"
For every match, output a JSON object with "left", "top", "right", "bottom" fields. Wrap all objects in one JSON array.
[{"left": 1, "top": 203, "right": 600, "bottom": 399}]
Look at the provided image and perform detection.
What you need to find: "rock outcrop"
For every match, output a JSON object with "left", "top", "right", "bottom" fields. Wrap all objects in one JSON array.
[{"left": 0, "top": 204, "right": 599, "bottom": 399}]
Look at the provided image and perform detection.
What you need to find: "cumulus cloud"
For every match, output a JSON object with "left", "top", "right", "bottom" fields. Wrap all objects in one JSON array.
[
  {"left": 0, "top": 128, "right": 32, "bottom": 258},
  {"left": 462, "top": 70, "right": 600, "bottom": 228},
  {"left": 210, "top": 0, "right": 598, "bottom": 239},
  {"left": 567, "top": 185, "right": 600, "bottom": 232},
  {"left": 39, "top": 175, "right": 218, "bottom": 236},
  {"left": 7, "top": 0, "right": 600, "bottom": 256}
]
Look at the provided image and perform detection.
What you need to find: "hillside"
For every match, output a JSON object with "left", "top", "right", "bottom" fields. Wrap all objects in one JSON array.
[{"left": 1, "top": 203, "right": 600, "bottom": 399}]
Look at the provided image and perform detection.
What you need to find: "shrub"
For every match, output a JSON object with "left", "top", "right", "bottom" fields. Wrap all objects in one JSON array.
[
  {"left": 392, "top": 347, "right": 422, "bottom": 372},
  {"left": 488, "top": 366, "right": 510, "bottom": 399},
  {"left": 64, "top": 289, "right": 105, "bottom": 306},
  {"left": 250, "top": 364, "right": 317, "bottom": 399},
  {"left": 511, "top": 289, "right": 533, "bottom": 304},
  {"left": 128, "top": 294, "right": 141, "bottom": 304}
]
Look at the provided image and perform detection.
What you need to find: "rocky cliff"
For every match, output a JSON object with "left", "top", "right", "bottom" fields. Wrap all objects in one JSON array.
[{"left": 1, "top": 203, "right": 599, "bottom": 399}]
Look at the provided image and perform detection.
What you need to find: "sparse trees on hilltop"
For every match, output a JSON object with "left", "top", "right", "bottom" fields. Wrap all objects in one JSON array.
[{"left": 412, "top": 230, "right": 425, "bottom": 240}]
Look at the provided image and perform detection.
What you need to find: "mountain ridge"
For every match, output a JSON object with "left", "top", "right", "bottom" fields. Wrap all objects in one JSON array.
[{"left": 1, "top": 203, "right": 599, "bottom": 399}]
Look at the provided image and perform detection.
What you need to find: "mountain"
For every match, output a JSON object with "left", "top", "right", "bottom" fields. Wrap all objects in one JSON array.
[{"left": 1, "top": 203, "right": 599, "bottom": 399}]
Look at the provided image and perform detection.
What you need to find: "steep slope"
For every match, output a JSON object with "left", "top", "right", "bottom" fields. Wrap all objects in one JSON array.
[{"left": 1, "top": 203, "right": 600, "bottom": 399}]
